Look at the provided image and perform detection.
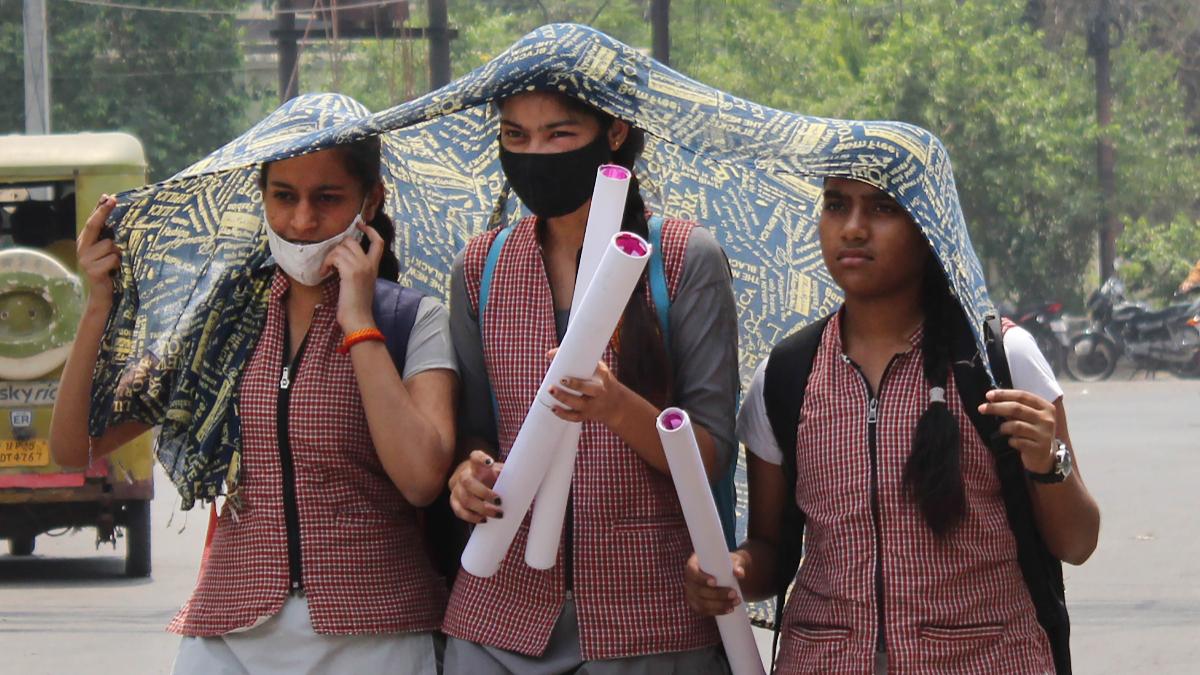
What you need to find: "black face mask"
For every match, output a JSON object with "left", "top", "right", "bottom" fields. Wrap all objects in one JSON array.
[{"left": 499, "top": 131, "right": 613, "bottom": 219}]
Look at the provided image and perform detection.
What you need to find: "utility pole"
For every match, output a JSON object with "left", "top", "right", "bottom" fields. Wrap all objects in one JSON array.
[
  {"left": 650, "top": 0, "right": 670, "bottom": 66},
  {"left": 23, "top": 0, "right": 50, "bottom": 134},
  {"left": 427, "top": 0, "right": 451, "bottom": 89},
  {"left": 267, "top": 2, "right": 456, "bottom": 99},
  {"left": 276, "top": 0, "right": 299, "bottom": 103},
  {"left": 1088, "top": 0, "right": 1119, "bottom": 281}
]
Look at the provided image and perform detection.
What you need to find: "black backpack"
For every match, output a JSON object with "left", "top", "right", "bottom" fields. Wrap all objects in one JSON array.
[
  {"left": 373, "top": 279, "right": 469, "bottom": 588},
  {"left": 762, "top": 313, "right": 1071, "bottom": 674}
]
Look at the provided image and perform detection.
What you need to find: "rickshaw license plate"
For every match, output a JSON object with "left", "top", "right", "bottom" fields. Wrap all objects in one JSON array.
[{"left": 0, "top": 440, "right": 50, "bottom": 467}]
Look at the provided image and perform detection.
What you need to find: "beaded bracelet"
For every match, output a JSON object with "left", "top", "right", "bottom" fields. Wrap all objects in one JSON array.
[{"left": 337, "top": 327, "right": 385, "bottom": 354}]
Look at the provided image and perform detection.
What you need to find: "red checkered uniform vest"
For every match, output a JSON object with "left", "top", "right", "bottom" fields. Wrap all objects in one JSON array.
[
  {"left": 775, "top": 316, "right": 1054, "bottom": 674},
  {"left": 442, "top": 216, "right": 720, "bottom": 660},
  {"left": 168, "top": 272, "right": 447, "bottom": 637}
]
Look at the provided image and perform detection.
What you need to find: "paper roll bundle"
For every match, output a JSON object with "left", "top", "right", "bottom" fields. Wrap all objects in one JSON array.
[
  {"left": 657, "top": 408, "right": 765, "bottom": 675},
  {"left": 525, "top": 163, "right": 632, "bottom": 569},
  {"left": 460, "top": 232, "right": 651, "bottom": 578}
]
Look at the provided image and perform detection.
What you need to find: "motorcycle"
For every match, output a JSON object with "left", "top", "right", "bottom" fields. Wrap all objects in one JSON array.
[
  {"left": 1065, "top": 277, "right": 1200, "bottom": 381},
  {"left": 1012, "top": 301, "right": 1070, "bottom": 377}
]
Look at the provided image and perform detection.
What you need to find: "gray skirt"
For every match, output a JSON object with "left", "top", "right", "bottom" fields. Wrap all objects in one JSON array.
[
  {"left": 444, "top": 597, "right": 730, "bottom": 675},
  {"left": 171, "top": 595, "right": 438, "bottom": 675}
]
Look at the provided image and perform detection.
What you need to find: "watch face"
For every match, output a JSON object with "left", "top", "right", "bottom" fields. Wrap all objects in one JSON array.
[{"left": 1056, "top": 442, "right": 1073, "bottom": 478}]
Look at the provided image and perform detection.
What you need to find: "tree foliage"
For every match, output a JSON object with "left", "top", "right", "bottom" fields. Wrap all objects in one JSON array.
[
  {"left": 0, "top": 0, "right": 256, "bottom": 180},
  {"left": 1118, "top": 212, "right": 1200, "bottom": 301},
  {"left": 396, "top": 0, "right": 1200, "bottom": 306},
  {"left": 6, "top": 0, "right": 1196, "bottom": 304}
]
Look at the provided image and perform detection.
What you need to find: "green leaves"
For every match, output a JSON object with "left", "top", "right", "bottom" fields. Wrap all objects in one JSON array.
[
  {"left": 1, "top": 0, "right": 255, "bottom": 181},
  {"left": 1118, "top": 213, "right": 1200, "bottom": 301},
  {"left": 6, "top": 0, "right": 1193, "bottom": 305}
]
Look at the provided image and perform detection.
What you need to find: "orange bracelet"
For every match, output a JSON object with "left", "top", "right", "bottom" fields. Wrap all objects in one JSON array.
[{"left": 337, "top": 327, "right": 385, "bottom": 354}]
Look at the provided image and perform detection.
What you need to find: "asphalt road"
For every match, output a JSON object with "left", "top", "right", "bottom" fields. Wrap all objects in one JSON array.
[{"left": 1, "top": 377, "right": 1196, "bottom": 674}]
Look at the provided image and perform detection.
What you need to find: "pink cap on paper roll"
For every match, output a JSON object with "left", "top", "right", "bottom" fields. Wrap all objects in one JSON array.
[
  {"left": 615, "top": 232, "right": 649, "bottom": 257},
  {"left": 661, "top": 409, "right": 687, "bottom": 431},
  {"left": 600, "top": 164, "right": 631, "bottom": 181}
]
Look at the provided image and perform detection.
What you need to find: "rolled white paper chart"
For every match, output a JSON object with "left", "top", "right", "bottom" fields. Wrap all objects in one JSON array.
[
  {"left": 533, "top": 233, "right": 650, "bottom": 410},
  {"left": 570, "top": 164, "right": 631, "bottom": 322},
  {"left": 524, "top": 422, "right": 582, "bottom": 569},
  {"left": 526, "top": 164, "right": 631, "bottom": 570},
  {"left": 656, "top": 408, "right": 765, "bottom": 675},
  {"left": 460, "top": 232, "right": 652, "bottom": 578}
]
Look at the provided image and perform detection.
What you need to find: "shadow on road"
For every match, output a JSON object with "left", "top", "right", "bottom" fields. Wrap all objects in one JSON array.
[{"left": 0, "top": 555, "right": 150, "bottom": 587}]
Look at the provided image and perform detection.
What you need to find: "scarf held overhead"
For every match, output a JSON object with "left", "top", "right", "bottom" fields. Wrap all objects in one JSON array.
[{"left": 89, "top": 24, "right": 996, "bottom": 521}]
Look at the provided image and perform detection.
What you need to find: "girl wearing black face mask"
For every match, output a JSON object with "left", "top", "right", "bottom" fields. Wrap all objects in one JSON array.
[{"left": 442, "top": 91, "right": 740, "bottom": 673}]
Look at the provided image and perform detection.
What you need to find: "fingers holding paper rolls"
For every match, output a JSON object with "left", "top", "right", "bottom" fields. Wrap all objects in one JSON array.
[
  {"left": 449, "top": 450, "right": 505, "bottom": 524},
  {"left": 545, "top": 349, "right": 627, "bottom": 426},
  {"left": 683, "top": 551, "right": 746, "bottom": 617}
]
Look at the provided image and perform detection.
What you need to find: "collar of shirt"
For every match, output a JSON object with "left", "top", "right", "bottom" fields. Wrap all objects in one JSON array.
[{"left": 832, "top": 305, "right": 926, "bottom": 357}]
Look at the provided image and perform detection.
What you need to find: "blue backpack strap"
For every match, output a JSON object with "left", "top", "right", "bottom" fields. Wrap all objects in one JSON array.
[
  {"left": 372, "top": 279, "right": 424, "bottom": 375},
  {"left": 648, "top": 216, "right": 671, "bottom": 346},
  {"left": 478, "top": 225, "right": 514, "bottom": 425},
  {"left": 650, "top": 216, "right": 737, "bottom": 550}
]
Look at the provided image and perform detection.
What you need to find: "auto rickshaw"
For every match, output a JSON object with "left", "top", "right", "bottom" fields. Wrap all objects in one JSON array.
[{"left": 0, "top": 132, "right": 154, "bottom": 577}]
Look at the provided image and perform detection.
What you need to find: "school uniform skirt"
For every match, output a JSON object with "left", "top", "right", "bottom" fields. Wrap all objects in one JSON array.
[{"left": 171, "top": 595, "right": 438, "bottom": 675}]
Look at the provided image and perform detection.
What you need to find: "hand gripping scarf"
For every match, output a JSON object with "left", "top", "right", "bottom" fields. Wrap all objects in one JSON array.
[{"left": 90, "top": 24, "right": 998, "bottom": 519}]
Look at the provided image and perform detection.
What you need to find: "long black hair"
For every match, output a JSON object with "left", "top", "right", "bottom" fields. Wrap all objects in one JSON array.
[
  {"left": 903, "top": 257, "right": 969, "bottom": 536},
  {"left": 560, "top": 98, "right": 674, "bottom": 407},
  {"left": 259, "top": 136, "right": 400, "bottom": 282}
]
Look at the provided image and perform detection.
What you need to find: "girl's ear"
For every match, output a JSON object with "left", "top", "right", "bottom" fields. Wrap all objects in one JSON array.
[
  {"left": 608, "top": 119, "right": 630, "bottom": 152},
  {"left": 364, "top": 182, "right": 386, "bottom": 221}
]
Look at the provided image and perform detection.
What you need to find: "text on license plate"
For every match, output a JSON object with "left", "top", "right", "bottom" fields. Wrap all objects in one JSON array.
[{"left": 0, "top": 439, "right": 50, "bottom": 467}]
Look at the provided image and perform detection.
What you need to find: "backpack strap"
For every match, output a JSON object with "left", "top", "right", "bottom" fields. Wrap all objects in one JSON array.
[
  {"left": 478, "top": 225, "right": 514, "bottom": 425},
  {"left": 762, "top": 313, "right": 832, "bottom": 670},
  {"left": 647, "top": 216, "right": 671, "bottom": 345},
  {"left": 952, "top": 312, "right": 1072, "bottom": 674},
  {"left": 372, "top": 279, "right": 424, "bottom": 374}
]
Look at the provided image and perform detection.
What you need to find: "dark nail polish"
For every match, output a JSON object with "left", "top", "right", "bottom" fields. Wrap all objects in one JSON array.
[
  {"left": 494, "top": 512, "right": 504, "bottom": 519},
  {"left": 480, "top": 517, "right": 488, "bottom": 524},
  {"left": 493, "top": 497, "right": 502, "bottom": 506}
]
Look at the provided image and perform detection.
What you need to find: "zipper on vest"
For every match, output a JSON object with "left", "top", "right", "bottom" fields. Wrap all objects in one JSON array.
[
  {"left": 866, "top": 393, "right": 886, "bottom": 653},
  {"left": 845, "top": 353, "right": 900, "bottom": 656},
  {"left": 278, "top": 323, "right": 310, "bottom": 593}
]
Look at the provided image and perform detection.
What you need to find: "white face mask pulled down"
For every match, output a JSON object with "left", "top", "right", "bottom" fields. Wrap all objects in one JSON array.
[{"left": 264, "top": 200, "right": 366, "bottom": 287}]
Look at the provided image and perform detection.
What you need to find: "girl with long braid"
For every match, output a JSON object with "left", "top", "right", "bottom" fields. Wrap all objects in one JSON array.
[
  {"left": 684, "top": 177, "right": 1100, "bottom": 674},
  {"left": 443, "top": 91, "right": 740, "bottom": 673}
]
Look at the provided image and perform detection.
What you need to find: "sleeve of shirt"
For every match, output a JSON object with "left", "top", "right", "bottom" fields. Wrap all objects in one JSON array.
[
  {"left": 449, "top": 250, "right": 499, "bottom": 449},
  {"left": 735, "top": 358, "right": 785, "bottom": 466},
  {"left": 401, "top": 296, "right": 459, "bottom": 379},
  {"left": 668, "top": 226, "right": 740, "bottom": 472},
  {"left": 1004, "top": 325, "right": 1064, "bottom": 403}
]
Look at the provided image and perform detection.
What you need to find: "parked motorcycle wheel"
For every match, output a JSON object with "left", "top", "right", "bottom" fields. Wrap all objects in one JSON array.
[
  {"left": 1065, "top": 334, "right": 1118, "bottom": 381},
  {"left": 1171, "top": 352, "right": 1200, "bottom": 379}
]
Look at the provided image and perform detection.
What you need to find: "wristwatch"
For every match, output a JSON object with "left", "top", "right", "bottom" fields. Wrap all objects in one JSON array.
[{"left": 1027, "top": 439, "right": 1073, "bottom": 484}]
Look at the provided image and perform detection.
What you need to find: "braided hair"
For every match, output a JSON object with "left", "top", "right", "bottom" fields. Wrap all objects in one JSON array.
[
  {"left": 561, "top": 98, "right": 674, "bottom": 407},
  {"left": 903, "top": 258, "right": 969, "bottom": 536}
]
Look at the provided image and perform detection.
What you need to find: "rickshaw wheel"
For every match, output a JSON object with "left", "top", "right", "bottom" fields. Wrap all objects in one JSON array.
[
  {"left": 124, "top": 500, "right": 151, "bottom": 578},
  {"left": 9, "top": 536, "right": 35, "bottom": 556}
]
